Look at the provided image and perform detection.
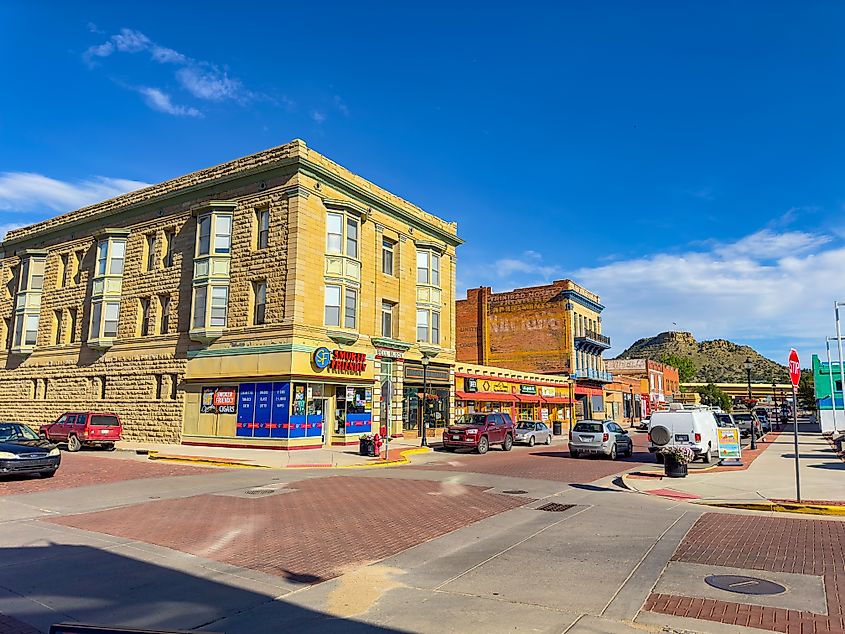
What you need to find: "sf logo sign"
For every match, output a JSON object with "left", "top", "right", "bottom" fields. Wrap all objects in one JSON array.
[{"left": 314, "top": 347, "right": 332, "bottom": 369}]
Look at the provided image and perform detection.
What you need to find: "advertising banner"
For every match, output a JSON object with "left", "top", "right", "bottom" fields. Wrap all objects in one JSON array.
[
  {"left": 717, "top": 426, "right": 742, "bottom": 462},
  {"left": 201, "top": 387, "right": 238, "bottom": 415}
]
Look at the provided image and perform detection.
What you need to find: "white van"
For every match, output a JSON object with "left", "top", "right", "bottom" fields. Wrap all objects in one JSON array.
[{"left": 648, "top": 409, "right": 720, "bottom": 463}]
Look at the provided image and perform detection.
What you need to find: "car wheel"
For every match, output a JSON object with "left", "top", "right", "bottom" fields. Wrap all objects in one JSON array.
[
  {"left": 67, "top": 435, "right": 81, "bottom": 452},
  {"left": 40, "top": 470, "right": 57, "bottom": 478},
  {"left": 503, "top": 434, "right": 513, "bottom": 451},
  {"left": 545, "top": 434, "right": 552, "bottom": 445},
  {"left": 609, "top": 444, "right": 617, "bottom": 460},
  {"left": 703, "top": 444, "right": 712, "bottom": 463},
  {"left": 104, "top": 442, "right": 116, "bottom": 451},
  {"left": 528, "top": 436, "right": 535, "bottom": 447},
  {"left": 477, "top": 436, "right": 489, "bottom": 454}
]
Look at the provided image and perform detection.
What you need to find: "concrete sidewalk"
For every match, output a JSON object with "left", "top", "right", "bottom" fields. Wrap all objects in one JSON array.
[
  {"left": 115, "top": 437, "right": 436, "bottom": 469},
  {"left": 624, "top": 425, "right": 845, "bottom": 506}
]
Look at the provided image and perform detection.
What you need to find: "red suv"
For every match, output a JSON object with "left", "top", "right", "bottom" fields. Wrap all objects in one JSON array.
[
  {"left": 442, "top": 412, "right": 515, "bottom": 454},
  {"left": 40, "top": 412, "right": 122, "bottom": 452}
]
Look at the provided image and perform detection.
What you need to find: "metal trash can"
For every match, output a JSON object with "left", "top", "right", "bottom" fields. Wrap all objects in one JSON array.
[{"left": 553, "top": 421, "right": 562, "bottom": 436}]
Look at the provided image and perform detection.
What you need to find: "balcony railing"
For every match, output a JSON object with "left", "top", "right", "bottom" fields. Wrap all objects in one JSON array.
[{"left": 572, "top": 369, "right": 613, "bottom": 382}]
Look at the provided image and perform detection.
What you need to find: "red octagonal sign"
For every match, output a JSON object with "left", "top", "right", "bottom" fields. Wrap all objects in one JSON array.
[{"left": 788, "top": 348, "right": 801, "bottom": 386}]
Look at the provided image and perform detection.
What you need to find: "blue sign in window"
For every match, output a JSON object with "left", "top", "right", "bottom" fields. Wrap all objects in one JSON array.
[
  {"left": 236, "top": 383, "right": 256, "bottom": 437},
  {"left": 271, "top": 382, "right": 290, "bottom": 438},
  {"left": 254, "top": 383, "right": 272, "bottom": 437}
]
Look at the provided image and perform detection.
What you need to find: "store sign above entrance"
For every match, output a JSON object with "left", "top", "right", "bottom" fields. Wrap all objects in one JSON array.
[
  {"left": 375, "top": 347, "right": 404, "bottom": 359},
  {"left": 480, "top": 380, "right": 510, "bottom": 393},
  {"left": 520, "top": 384, "right": 537, "bottom": 395},
  {"left": 540, "top": 386, "right": 556, "bottom": 397},
  {"left": 313, "top": 347, "right": 367, "bottom": 373}
]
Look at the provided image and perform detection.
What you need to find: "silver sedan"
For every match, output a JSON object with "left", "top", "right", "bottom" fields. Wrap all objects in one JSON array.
[
  {"left": 514, "top": 421, "right": 552, "bottom": 446},
  {"left": 568, "top": 420, "right": 633, "bottom": 460}
]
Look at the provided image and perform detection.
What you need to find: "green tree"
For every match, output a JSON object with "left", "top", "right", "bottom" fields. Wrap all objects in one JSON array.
[
  {"left": 696, "top": 383, "right": 732, "bottom": 412},
  {"left": 659, "top": 354, "right": 696, "bottom": 382},
  {"left": 797, "top": 370, "right": 816, "bottom": 412}
]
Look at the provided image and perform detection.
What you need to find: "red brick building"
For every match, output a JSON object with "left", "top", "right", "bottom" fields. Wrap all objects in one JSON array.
[{"left": 456, "top": 280, "right": 612, "bottom": 419}]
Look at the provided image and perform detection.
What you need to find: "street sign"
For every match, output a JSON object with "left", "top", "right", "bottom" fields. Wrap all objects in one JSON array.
[{"left": 788, "top": 348, "right": 801, "bottom": 386}]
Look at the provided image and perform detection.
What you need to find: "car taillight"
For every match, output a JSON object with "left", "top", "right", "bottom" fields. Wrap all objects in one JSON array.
[
  {"left": 603, "top": 433, "right": 609, "bottom": 442},
  {"left": 647, "top": 431, "right": 652, "bottom": 442},
  {"left": 694, "top": 433, "right": 701, "bottom": 443}
]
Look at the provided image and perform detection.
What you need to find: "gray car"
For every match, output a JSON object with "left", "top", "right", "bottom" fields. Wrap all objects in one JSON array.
[
  {"left": 569, "top": 420, "right": 633, "bottom": 460},
  {"left": 514, "top": 421, "right": 552, "bottom": 446}
]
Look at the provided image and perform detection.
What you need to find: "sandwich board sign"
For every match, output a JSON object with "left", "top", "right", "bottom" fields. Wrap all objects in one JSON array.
[{"left": 717, "top": 425, "right": 742, "bottom": 466}]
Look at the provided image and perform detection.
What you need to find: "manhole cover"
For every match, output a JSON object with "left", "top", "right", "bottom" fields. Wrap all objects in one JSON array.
[
  {"left": 245, "top": 489, "right": 275, "bottom": 495},
  {"left": 705, "top": 575, "right": 786, "bottom": 595},
  {"left": 536, "top": 503, "right": 575, "bottom": 512},
  {"left": 502, "top": 490, "right": 528, "bottom": 495}
]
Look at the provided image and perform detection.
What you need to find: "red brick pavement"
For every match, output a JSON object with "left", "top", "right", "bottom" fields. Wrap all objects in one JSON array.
[
  {"left": 0, "top": 453, "right": 219, "bottom": 496},
  {"left": 645, "top": 512, "right": 845, "bottom": 633},
  {"left": 0, "top": 613, "right": 41, "bottom": 634},
  {"left": 412, "top": 442, "right": 652, "bottom": 482},
  {"left": 47, "top": 475, "right": 528, "bottom": 583}
]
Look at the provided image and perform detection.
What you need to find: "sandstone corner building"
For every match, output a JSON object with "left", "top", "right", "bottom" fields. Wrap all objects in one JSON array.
[{"left": 0, "top": 141, "right": 462, "bottom": 450}]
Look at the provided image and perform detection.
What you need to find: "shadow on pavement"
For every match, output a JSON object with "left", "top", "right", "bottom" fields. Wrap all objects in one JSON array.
[
  {"left": 808, "top": 462, "right": 845, "bottom": 470},
  {"left": 568, "top": 483, "right": 621, "bottom": 493},
  {"left": 0, "top": 544, "right": 408, "bottom": 634}
]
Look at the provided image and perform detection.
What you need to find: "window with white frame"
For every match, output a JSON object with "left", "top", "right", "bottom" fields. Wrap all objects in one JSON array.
[
  {"left": 197, "top": 215, "right": 212, "bottom": 256},
  {"left": 193, "top": 286, "right": 207, "bottom": 329},
  {"left": 325, "top": 212, "right": 360, "bottom": 259},
  {"left": 324, "top": 284, "right": 341, "bottom": 326},
  {"left": 324, "top": 284, "right": 358, "bottom": 329},
  {"left": 256, "top": 208, "right": 269, "bottom": 250},
  {"left": 253, "top": 280, "right": 267, "bottom": 325},
  {"left": 214, "top": 215, "right": 232, "bottom": 254},
  {"left": 416, "top": 250, "right": 440, "bottom": 286},
  {"left": 96, "top": 239, "right": 125, "bottom": 276},
  {"left": 19, "top": 258, "right": 45, "bottom": 291},
  {"left": 381, "top": 301, "right": 395, "bottom": 338},
  {"left": 103, "top": 302, "right": 120, "bottom": 338},
  {"left": 382, "top": 238, "right": 395, "bottom": 275},
  {"left": 210, "top": 287, "right": 228, "bottom": 326},
  {"left": 416, "top": 308, "right": 440, "bottom": 345}
]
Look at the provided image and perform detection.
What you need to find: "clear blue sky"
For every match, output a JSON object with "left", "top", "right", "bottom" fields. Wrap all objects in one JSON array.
[{"left": 2, "top": 2, "right": 844, "bottom": 367}]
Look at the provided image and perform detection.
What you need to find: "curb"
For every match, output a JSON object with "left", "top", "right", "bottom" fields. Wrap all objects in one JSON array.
[
  {"left": 689, "top": 499, "right": 845, "bottom": 517},
  {"left": 147, "top": 451, "right": 271, "bottom": 469},
  {"left": 146, "top": 446, "right": 432, "bottom": 470}
]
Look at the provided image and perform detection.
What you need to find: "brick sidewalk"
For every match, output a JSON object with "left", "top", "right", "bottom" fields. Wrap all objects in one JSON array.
[
  {"left": 48, "top": 475, "right": 528, "bottom": 583},
  {"left": 0, "top": 453, "right": 220, "bottom": 496},
  {"left": 645, "top": 512, "right": 845, "bottom": 632}
]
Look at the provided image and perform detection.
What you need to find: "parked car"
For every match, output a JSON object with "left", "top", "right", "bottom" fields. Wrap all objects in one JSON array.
[
  {"left": 514, "top": 421, "right": 552, "bottom": 446},
  {"left": 648, "top": 409, "right": 719, "bottom": 463},
  {"left": 442, "top": 412, "right": 515, "bottom": 454},
  {"left": 40, "top": 412, "right": 122, "bottom": 452},
  {"left": 569, "top": 420, "right": 633, "bottom": 460},
  {"left": 715, "top": 412, "right": 736, "bottom": 428},
  {"left": 732, "top": 411, "right": 763, "bottom": 439},
  {"left": 0, "top": 422, "right": 61, "bottom": 478},
  {"left": 636, "top": 417, "right": 651, "bottom": 431}
]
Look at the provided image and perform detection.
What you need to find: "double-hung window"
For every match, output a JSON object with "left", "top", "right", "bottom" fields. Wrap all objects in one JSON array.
[
  {"left": 103, "top": 302, "right": 120, "bottom": 338},
  {"left": 324, "top": 285, "right": 341, "bottom": 327},
  {"left": 210, "top": 287, "right": 228, "bottom": 327},
  {"left": 324, "top": 284, "right": 358, "bottom": 330},
  {"left": 214, "top": 215, "right": 232, "bottom": 254},
  {"left": 256, "top": 208, "right": 269, "bottom": 250},
  {"left": 416, "top": 250, "right": 440, "bottom": 286},
  {"left": 325, "top": 212, "right": 360, "bottom": 259},
  {"left": 382, "top": 239, "right": 395, "bottom": 275},
  {"left": 381, "top": 301, "right": 395, "bottom": 338},
  {"left": 344, "top": 287, "right": 357, "bottom": 329},
  {"left": 327, "top": 213, "right": 343, "bottom": 254},
  {"left": 416, "top": 308, "right": 440, "bottom": 345},
  {"left": 145, "top": 234, "right": 157, "bottom": 271},
  {"left": 191, "top": 206, "right": 233, "bottom": 342},
  {"left": 197, "top": 215, "right": 212, "bottom": 256},
  {"left": 253, "top": 280, "right": 267, "bottom": 325}
]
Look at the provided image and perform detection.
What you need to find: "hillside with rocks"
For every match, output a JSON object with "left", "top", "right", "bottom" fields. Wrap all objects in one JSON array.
[{"left": 616, "top": 331, "right": 789, "bottom": 383}]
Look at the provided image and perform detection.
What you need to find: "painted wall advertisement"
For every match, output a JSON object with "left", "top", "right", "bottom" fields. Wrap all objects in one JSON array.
[
  {"left": 200, "top": 387, "right": 238, "bottom": 415},
  {"left": 717, "top": 426, "right": 742, "bottom": 461}
]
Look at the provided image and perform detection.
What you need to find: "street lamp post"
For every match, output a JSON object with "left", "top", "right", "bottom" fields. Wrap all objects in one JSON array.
[
  {"left": 743, "top": 357, "right": 756, "bottom": 450},
  {"left": 629, "top": 385, "right": 634, "bottom": 427},
  {"left": 771, "top": 380, "right": 779, "bottom": 431},
  {"left": 420, "top": 358, "right": 430, "bottom": 447}
]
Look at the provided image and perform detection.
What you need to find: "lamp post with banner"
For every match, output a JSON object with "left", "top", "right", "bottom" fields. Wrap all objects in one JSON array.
[
  {"left": 743, "top": 357, "right": 756, "bottom": 450},
  {"left": 419, "top": 357, "right": 430, "bottom": 447},
  {"left": 788, "top": 348, "right": 801, "bottom": 502}
]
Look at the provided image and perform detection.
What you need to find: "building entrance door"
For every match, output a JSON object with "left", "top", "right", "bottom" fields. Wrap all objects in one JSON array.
[{"left": 309, "top": 397, "right": 328, "bottom": 446}]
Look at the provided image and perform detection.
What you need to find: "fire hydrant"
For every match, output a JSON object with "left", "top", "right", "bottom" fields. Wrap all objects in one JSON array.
[{"left": 373, "top": 433, "right": 383, "bottom": 456}]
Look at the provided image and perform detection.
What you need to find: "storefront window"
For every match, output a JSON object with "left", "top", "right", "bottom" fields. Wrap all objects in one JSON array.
[{"left": 402, "top": 386, "right": 449, "bottom": 431}]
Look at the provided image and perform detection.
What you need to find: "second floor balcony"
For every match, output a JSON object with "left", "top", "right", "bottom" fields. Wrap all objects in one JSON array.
[
  {"left": 575, "top": 329, "right": 611, "bottom": 350},
  {"left": 572, "top": 369, "right": 613, "bottom": 383}
]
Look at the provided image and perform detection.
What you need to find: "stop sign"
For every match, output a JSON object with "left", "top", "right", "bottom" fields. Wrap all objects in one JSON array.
[{"left": 788, "top": 348, "right": 801, "bottom": 386}]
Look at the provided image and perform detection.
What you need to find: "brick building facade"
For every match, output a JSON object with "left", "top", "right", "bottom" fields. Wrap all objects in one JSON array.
[
  {"left": 456, "top": 279, "right": 612, "bottom": 419},
  {"left": 1, "top": 140, "right": 461, "bottom": 448}
]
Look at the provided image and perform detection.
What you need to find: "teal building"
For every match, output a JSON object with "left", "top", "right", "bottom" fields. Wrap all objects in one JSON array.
[{"left": 812, "top": 354, "right": 845, "bottom": 432}]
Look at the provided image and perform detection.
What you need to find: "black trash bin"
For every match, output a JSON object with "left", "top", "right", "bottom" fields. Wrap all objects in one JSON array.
[
  {"left": 359, "top": 437, "right": 375, "bottom": 456},
  {"left": 552, "top": 421, "right": 562, "bottom": 436}
]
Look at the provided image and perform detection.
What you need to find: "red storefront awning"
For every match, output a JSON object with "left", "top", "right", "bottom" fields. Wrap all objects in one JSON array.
[
  {"left": 575, "top": 386, "right": 603, "bottom": 396},
  {"left": 514, "top": 394, "right": 541, "bottom": 402},
  {"left": 541, "top": 396, "right": 572, "bottom": 404},
  {"left": 455, "top": 391, "right": 515, "bottom": 402}
]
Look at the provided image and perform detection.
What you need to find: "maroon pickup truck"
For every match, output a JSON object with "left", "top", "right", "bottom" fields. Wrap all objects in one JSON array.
[
  {"left": 442, "top": 412, "right": 515, "bottom": 454},
  {"left": 40, "top": 412, "right": 122, "bottom": 452}
]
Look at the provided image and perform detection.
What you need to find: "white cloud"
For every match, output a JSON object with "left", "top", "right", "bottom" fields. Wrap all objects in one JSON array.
[
  {"left": 175, "top": 66, "right": 247, "bottom": 102},
  {"left": 334, "top": 95, "right": 350, "bottom": 116},
  {"left": 137, "top": 87, "right": 202, "bottom": 118},
  {"left": 84, "top": 28, "right": 255, "bottom": 113},
  {"left": 0, "top": 172, "right": 150, "bottom": 213},
  {"left": 461, "top": 227, "right": 845, "bottom": 362},
  {"left": 311, "top": 110, "right": 327, "bottom": 124}
]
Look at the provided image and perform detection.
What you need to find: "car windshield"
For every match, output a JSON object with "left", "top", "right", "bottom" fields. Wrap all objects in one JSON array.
[
  {"left": 573, "top": 422, "right": 603, "bottom": 433},
  {"left": 0, "top": 423, "right": 40, "bottom": 442},
  {"left": 456, "top": 414, "right": 488, "bottom": 426},
  {"left": 516, "top": 422, "right": 534, "bottom": 429}
]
